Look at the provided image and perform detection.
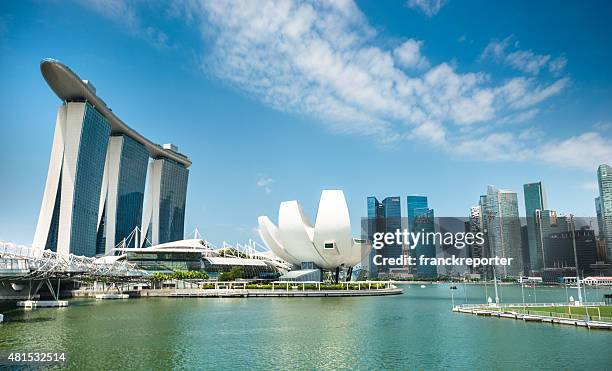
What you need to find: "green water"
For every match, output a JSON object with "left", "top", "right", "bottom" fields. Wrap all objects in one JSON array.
[{"left": 0, "top": 284, "right": 611, "bottom": 370}]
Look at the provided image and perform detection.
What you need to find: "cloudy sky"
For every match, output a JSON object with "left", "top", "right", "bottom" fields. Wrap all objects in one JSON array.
[{"left": 1, "top": 0, "right": 611, "bottom": 245}]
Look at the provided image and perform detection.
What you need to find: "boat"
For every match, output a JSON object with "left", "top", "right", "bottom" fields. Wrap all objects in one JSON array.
[
  {"left": 420, "top": 285, "right": 426, "bottom": 288},
  {"left": 499, "top": 312, "right": 517, "bottom": 319}
]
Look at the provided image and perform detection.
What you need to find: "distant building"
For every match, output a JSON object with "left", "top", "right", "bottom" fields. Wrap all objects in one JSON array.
[
  {"left": 408, "top": 196, "right": 436, "bottom": 278},
  {"left": 407, "top": 195, "right": 428, "bottom": 234},
  {"left": 597, "top": 164, "right": 612, "bottom": 261},
  {"left": 520, "top": 224, "right": 530, "bottom": 274},
  {"left": 483, "top": 186, "right": 523, "bottom": 277},
  {"left": 367, "top": 196, "right": 384, "bottom": 277},
  {"left": 33, "top": 59, "right": 191, "bottom": 257},
  {"left": 468, "top": 206, "right": 485, "bottom": 275},
  {"left": 381, "top": 197, "right": 402, "bottom": 277},
  {"left": 535, "top": 210, "right": 568, "bottom": 269},
  {"left": 523, "top": 182, "right": 547, "bottom": 272},
  {"left": 544, "top": 228, "right": 598, "bottom": 274}
]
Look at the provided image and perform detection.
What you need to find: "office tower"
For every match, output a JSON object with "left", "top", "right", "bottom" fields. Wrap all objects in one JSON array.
[
  {"left": 523, "top": 182, "right": 547, "bottom": 273},
  {"left": 483, "top": 186, "right": 523, "bottom": 277},
  {"left": 366, "top": 197, "right": 384, "bottom": 277},
  {"left": 365, "top": 196, "right": 401, "bottom": 277},
  {"left": 96, "top": 135, "right": 149, "bottom": 254},
  {"left": 382, "top": 197, "right": 402, "bottom": 275},
  {"left": 407, "top": 195, "right": 428, "bottom": 233},
  {"left": 534, "top": 210, "right": 568, "bottom": 270},
  {"left": 408, "top": 196, "right": 436, "bottom": 278},
  {"left": 141, "top": 157, "right": 190, "bottom": 246},
  {"left": 33, "top": 59, "right": 191, "bottom": 256},
  {"left": 597, "top": 164, "right": 612, "bottom": 261},
  {"left": 468, "top": 206, "right": 485, "bottom": 275},
  {"left": 520, "top": 225, "right": 530, "bottom": 274},
  {"left": 545, "top": 228, "right": 598, "bottom": 274}
]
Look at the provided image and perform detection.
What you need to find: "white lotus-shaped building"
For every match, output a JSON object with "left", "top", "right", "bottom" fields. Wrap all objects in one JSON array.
[{"left": 258, "top": 190, "right": 367, "bottom": 270}]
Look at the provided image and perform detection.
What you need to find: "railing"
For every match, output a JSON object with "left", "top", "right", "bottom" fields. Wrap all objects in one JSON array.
[
  {"left": 458, "top": 302, "right": 605, "bottom": 309},
  {"left": 457, "top": 302, "right": 611, "bottom": 322}
]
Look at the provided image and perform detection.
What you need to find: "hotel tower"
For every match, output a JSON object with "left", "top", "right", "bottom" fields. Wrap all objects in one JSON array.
[{"left": 33, "top": 59, "right": 191, "bottom": 257}]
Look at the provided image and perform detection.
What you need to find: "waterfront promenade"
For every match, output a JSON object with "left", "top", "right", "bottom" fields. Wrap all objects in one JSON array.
[{"left": 68, "top": 281, "right": 402, "bottom": 298}]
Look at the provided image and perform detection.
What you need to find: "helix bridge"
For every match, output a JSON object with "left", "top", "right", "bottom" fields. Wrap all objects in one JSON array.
[{"left": 0, "top": 241, "right": 148, "bottom": 301}]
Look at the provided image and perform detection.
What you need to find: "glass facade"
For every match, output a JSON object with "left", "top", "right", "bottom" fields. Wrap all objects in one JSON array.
[
  {"left": 381, "top": 197, "right": 402, "bottom": 276},
  {"left": 408, "top": 196, "right": 436, "bottom": 277},
  {"left": 114, "top": 135, "right": 149, "bottom": 246},
  {"left": 366, "top": 196, "right": 383, "bottom": 277},
  {"left": 484, "top": 186, "right": 523, "bottom": 277},
  {"left": 69, "top": 104, "right": 111, "bottom": 256},
  {"left": 597, "top": 164, "right": 612, "bottom": 261},
  {"left": 158, "top": 159, "right": 189, "bottom": 244},
  {"left": 407, "top": 195, "right": 428, "bottom": 233},
  {"left": 413, "top": 205, "right": 436, "bottom": 277},
  {"left": 45, "top": 172, "right": 63, "bottom": 252},
  {"left": 523, "top": 182, "right": 547, "bottom": 272},
  {"left": 126, "top": 251, "right": 203, "bottom": 272}
]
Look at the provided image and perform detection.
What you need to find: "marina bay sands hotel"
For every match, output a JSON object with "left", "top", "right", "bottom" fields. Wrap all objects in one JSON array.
[{"left": 33, "top": 59, "right": 191, "bottom": 257}]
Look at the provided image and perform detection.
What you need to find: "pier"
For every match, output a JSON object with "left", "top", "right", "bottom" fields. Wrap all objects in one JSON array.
[{"left": 453, "top": 302, "right": 612, "bottom": 330}]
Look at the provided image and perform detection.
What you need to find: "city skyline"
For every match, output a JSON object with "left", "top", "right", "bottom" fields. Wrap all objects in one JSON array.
[{"left": 1, "top": 1, "right": 612, "bottom": 246}]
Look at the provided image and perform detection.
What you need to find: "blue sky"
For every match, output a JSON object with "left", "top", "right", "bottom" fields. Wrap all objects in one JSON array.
[{"left": 1, "top": 0, "right": 611, "bottom": 245}]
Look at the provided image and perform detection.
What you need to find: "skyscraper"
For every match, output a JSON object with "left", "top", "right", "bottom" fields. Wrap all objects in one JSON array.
[
  {"left": 407, "top": 195, "right": 428, "bottom": 234},
  {"left": 366, "top": 196, "right": 384, "bottom": 278},
  {"left": 469, "top": 205, "right": 485, "bottom": 275},
  {"left": 33, "top": 59, "right": 191, "bottom": 257},
  {"left": 382, "top": 197, "right": 402, "bottom": 275},
  {"left": 408, "top": 196, "right": 436, "bottom": 277},
  {"left": 597, "top": 164, "right": 612, "bottom": 261},
  {"left": 484, "top": 186, "right": 523, "bottom": 277},
  {"left": 366, "top": 196, "right": 401, "bottom": 277},
  {"left": 523, "top": 182, "right": 547, "bottom": 273}
]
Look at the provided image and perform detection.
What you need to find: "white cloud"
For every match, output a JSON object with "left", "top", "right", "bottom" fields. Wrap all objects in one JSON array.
[
  {"left": 407, "top": 0, "right": 447, "bottom": 17},
  {"left": 256, "top": 177, "right": 274, "bottom": 193},
  {"left": 539, "top": 132, "right": 612, "bottom": 169},
  {"left": 79, "top": 0, "right": 602, "bottom": 170},
  {"left": 481, "top": 36, "right": 565, "bottom": 75},
  {"left": 394, "top": 39, "right": 429, "bottom": 70}
]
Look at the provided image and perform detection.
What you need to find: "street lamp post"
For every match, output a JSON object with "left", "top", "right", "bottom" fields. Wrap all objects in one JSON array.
[
  {"left": 569, "top": 214, "right": 583, "bottom": 304},
  {"left": 485, "top": 211, "right": 501, "bottom": 305}
]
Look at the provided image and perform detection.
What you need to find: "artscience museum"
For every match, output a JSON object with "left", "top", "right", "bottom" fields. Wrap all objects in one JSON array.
[{"left": 258, "top": 190, "right": 369, "bottom": 282}]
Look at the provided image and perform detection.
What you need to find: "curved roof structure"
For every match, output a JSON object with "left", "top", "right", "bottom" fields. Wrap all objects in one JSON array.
[
  {"left": 258, "top": 190, "right": 367, "bottom": 270},
  {"left": 40, "top": 58, "right": 191, "bottom": 167}
]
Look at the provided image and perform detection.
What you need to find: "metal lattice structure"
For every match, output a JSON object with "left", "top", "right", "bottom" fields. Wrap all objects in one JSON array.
[{"left": 0, "top": 241, "right": 148, "bottom": 281}]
